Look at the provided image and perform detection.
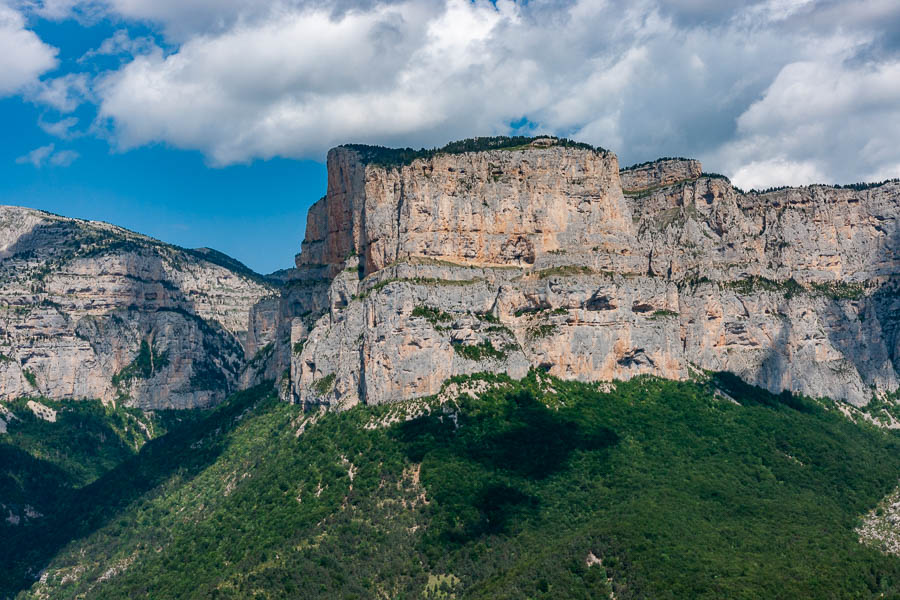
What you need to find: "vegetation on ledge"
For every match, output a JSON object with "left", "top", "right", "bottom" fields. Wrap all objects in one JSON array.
[
  {"left": 619, "top": 157, "right": 693, "bottom": 171},
  {"left": 723, "top": 276, "right": 804, "bottom": 298},
  {"left": 810, "top": 281, "right": 867, "bottom": 300},
  {"left": 451, "top": 340, "right": 510, "bottom": 361},
  {"left": 342, "top": 136, "right": 607, "bottom": 169},
  {"left": 413, "top": 305, "right": 454, "bottom": 329},
  {"left": 22, "top": 369, "right": 37, "bottom": 388},
  {"left": 313, "top": 373, "right": 337, "bottom": 395},
  {"left": 111, "top": 340, "right": 170, "bottom": 388}
]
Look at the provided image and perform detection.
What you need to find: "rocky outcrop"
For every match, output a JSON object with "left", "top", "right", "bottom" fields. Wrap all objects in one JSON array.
[
  {"left": 6, "top": 138, "right": 898, "bottom": 412},
  {"left": 297, "top": 144, "right": 635, "bottom": 275},
  {"left": 620, "top": 158, "right": 702, "bottom": 192},
  {"left": 0, "top": 207, "right": 279, "bottom": 409},
  {"left": 283, "top": 140, "right": 900, "bottom": 409}
]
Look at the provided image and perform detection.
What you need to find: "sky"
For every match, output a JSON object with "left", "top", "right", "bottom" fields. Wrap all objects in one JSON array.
[{"left": 1, "top": 0, "right": 899, "bottom": 273}]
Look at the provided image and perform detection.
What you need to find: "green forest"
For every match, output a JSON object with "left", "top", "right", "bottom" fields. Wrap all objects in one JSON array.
[
  {"left": 4, "top": 372, "right": 900, "bottom": 598},
  {"left": 342, "top": 136, "right": 605, "bottom": 168}
]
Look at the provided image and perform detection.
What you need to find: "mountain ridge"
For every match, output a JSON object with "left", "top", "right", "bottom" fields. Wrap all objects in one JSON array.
[
  {"left": 5, "top": 136, "right": 900, "bottom": 410},
  {"left": 0, "top": 205, "right": 279, "bottom": 409},
  {"left": 277, "top": 140, "right": 900, "bottom": 409},
  {"left": 6, "top": 136, "right": 900, "bottom": 598}
]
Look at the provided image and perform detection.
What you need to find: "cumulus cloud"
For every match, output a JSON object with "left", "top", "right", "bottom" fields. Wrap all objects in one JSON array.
[
  {"left": 15, "top": 143, "right": 79, "bottom": 166},
  {"left": 719, "top": 59, "right": 900, "bottom": 188},
  {"left": 13, "top": 0, "right": 900, "bottom": 186},
  {"left": 30, "top": 72, "right": 91, "bottom": 111},
  {"left": 0, "top": 3, "right": 57, "bottom": 96},
  {"left": 730, "top": 158, "right": 827, "bottom": 191},
  {"left": 94, "top": 0, "right": 517, "bottom": 164}
]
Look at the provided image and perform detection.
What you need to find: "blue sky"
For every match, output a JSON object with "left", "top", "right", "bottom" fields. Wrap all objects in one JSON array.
[
  {"left": 1, "top": 0, "right": 899, "bottom": 273},
  {"left": 0, "top": 13, "right": 325, "bottom": 273}
]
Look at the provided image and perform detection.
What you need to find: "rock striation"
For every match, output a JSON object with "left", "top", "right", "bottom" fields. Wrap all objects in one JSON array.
[
  {"left": 282, "top": 139, "right": 900, "bottom": 409},
  {"left": 0, "top": 207, "right": 279, "bottom": 409}
]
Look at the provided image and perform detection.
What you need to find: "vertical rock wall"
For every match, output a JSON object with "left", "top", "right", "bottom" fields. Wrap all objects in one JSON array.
[{"left": 284, "top": 142, "right": 900, "bottom": 409}]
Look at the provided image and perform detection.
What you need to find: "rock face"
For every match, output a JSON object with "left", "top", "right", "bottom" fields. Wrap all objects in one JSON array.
[
  {"left": 297, "top": 144, "right": 633, "bottom": 275},
  {"left": 283, "top": 141, "right": 900, "bottom": 409},
  {"left": 619, "top": 158, "right": 702, "bottom": 192},
  {"left": 0, "top": 207, "right": 279, "bottom": 409}
]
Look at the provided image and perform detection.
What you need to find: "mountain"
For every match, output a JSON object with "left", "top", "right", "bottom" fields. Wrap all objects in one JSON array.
[
  {"left": 281, "top": 137, "right": 900, "bottom": 410},
  {"left": 6, "top": 137, "right": 900, "bottom": 412},
  {"left": 0, "top": 206, "right": 279, "bottom": 409},
  {"left": 5, "top": 135, "right": 900, "bottom": 598}
]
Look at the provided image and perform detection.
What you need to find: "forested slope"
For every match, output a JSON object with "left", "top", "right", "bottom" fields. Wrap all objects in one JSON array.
[{"left": 6, "top": 373, "right": 900, "bottom": 599}]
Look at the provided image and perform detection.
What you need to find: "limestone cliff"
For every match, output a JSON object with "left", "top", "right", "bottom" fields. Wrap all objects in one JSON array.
[
  {"left": 284, "top": 138, "right": 900, "bottom": 408},
  {"left": 297, "top": 143, "right": 633, "bottom": 275},
  {"left": 0, "top": 207, "right": 279, "bottom": 409}
]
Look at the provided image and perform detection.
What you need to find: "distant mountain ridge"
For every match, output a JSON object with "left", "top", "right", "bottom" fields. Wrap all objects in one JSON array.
[{"left": 0, "top": 206, "right": 279, "bottom": 409}]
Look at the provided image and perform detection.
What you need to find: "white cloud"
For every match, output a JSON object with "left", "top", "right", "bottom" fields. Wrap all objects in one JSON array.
[
  {"left": 95, "top": 0, "right": 763, "bottom": 164},
  {"left": 79, "top": 28, "right": 155, "bottom": 61},
  {"left": 730, "top": 157, "right": 826, "bottom": 191},
  {"left": 15, "top": 143, "right": 55, "bottom": 166},
  {"left": 716, "top": 59, "right": 900, "bottom": 187},
  {"left": 30, "top": 72, "right": 91, "bottom": 111},
  {"left": 48, "top": 148, "right": 79, "bottom": 165},
  {"left": 10, "top": 0, "right": 900, "bottom": 187},
  {"left": 14, "top": 142, "right": 79, "bottom": 166},
  {"left": 0, "top": 3, "right": 57, "bottom": 96},
  {"left": 38, "top": 115, "right": 79, "bottom": 138},
  {"left": 95, "top": 0, "right": 517, "bottom": 164}
]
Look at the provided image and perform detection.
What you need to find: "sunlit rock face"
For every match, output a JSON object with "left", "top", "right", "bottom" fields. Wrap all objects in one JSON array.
[
  {"left": 284, "top": 140, "right": 900, "bottom": 409},
  {"left": 0, "top": 206, "right": 279, "bottom": 409}
]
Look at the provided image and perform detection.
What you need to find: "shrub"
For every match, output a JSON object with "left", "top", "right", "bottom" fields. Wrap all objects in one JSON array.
[
  {"left": 527, "top": 324, "right": 558, "bottom": 339},
  {"left": 412, "top": 306, "right": 453, "bottom": 328},
  {"left": 809, "top": 281, "right": 866, "bottom": 301},
  {"left": 313, "top": 373, "right": 336, "bottom": 395},
  {"left": 343, "top": 136, "right": 607, "bottom": 169},
  {"left": 724, "top": 276, "right": 804, "bottom": 299},
  {"left": 22, "top": 369, "right": 37, "bottom": 388},
  {"left": 112, "top": 340, "right": 169, "bottom": 388},
  {"left": 451, "top": 340, "right": 508, "bottom": 361}
]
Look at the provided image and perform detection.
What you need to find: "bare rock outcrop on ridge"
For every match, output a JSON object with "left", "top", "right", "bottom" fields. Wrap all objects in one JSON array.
[{"left": 4, "top": 136, "right": 899, "bottom": 413}]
